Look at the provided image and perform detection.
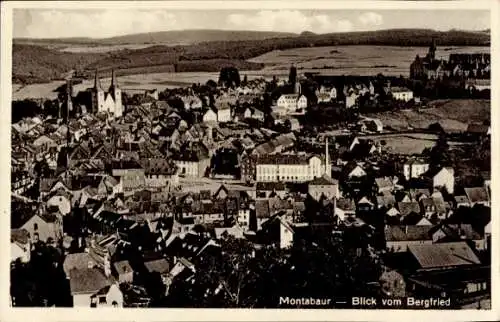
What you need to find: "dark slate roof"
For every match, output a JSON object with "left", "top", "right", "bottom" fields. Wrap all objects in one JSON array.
[
  {"left": 256, "top": 154, "right": 312, "bottom": 165},
  {"left": 171, "top": 143, "right": 210, "bottom": 162},
  {"left": 63, "top": 252, "right": 94, "bottom": 277},
  {"left": 111, "top": 159, "right": 143, "bottom": 170},
  {"left": 397, "top": 202, "right": 421, "bottom": 217},
  {"left": 336, "top": 198, "right": 356, "bottom": 211},
  {"left": 144, "top": 258, "right": 170, "bottom": 274},
  {"left": 256, "top": 182, "right": 286, "bottom": 191},
  {"left": 385, "top": 225, "right": 433, "bottom": 242},
  {"left": 408, "top": 242, "right": 481, "bottom": 269},
  {"left": 11, "top": 228, "right": 30, "bottom": 245},
  {"left": 377, "top": 194, "right": 396, "bottom": 208},
  {"left": 437, "top": 224, "right": 482, "bottom": 241},
  {"left": 309, "top": 174, "right": 338, "bottom": 186},
  {"left": 139, "top": 158, "right": 177, "bottom": 175},
  {"left": 69, "top": 268, "right": 111, "bottom": 294},
  {"left": 255, "top": 200, "right": 270, "bottom": 218},
  {"left": 464, "top": 187, "right": 489, "bottom": 204}
]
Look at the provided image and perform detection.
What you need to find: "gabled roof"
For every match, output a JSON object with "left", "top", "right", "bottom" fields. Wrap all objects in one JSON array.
[
  {"left": 435, "top": 224, "right": 482, "bottom": 241},
  {"left": 69, "top": 268, "right": 111, "bottom": 294},
  {"left": 377, "top": 194, "right": 396, "bottom": 208},
  {"left": 144, "top": 258, "right": 170, "bottom": 274},
  {"left": 397, "top": 202, "right": 421, "bottom": 217},
  {"left": 309, "top": 174, "right": 338, "bottom": 186},
  {"left": 385, "top": 225, "right": 433, "bottom": 242},
  {"left": 63, "top": 252, "right": 95, "bottom": 277},
  {"left": 464, "top": 187, "right": 489, "bottom": 204},
  {"left": 255, "top": 199, "right": 270, "bottom": 218},
  {"left": 408, "top": 241, "right": 481, "bottom": 269},
  {"left": 11, "top": 228, "right": 30, "bottom": 245},
  {"left": 256, "top": 181, "right": 286, "bottom": 191}
]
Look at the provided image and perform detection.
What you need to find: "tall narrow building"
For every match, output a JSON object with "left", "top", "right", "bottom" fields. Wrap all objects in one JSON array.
[
  {"left": 91, "top": 69, "right": 105, "bottom": 114},
  {"left": 289, "top": 63, "right": 297, "bottom": 88},
  {"left": 325, "top": 137, "right": 332, "bottom": 177},
  {"left": 90, "top": 69, "right": 123, "bottom": 118},
  {"left": 427, "top": 38, "right": 437, "bottom": 61}
]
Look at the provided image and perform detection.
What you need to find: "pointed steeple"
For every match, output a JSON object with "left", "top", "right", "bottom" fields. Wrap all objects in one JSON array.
[
  {"left": 325, "top": 137, "right": 331, "bottom": 176},
  {"left": 428, "top": 37, "right": 437, "bottom": 60},
  {"left": 66, "top": 79, "right": 73, "bottom": 114},
  {"left": 94, "top": 69, "right": 103, "bottom": 91},
  {"left": 109, "top": 69, "right": 118, "bottom": 91}
]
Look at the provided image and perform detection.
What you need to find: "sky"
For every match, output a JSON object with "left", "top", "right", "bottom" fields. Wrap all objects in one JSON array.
[{"left": 13, "top": 9, "right": 490, "bottom": 39}]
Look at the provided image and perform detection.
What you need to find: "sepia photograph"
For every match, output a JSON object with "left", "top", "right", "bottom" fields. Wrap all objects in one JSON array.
[{"left": 2, "top": 0, "right": 498, "bottom": 320}]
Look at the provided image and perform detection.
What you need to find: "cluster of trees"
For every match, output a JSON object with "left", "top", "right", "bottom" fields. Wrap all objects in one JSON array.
[
  {"left": 11, "top": 242, "right": 71, "bottom": 307},
  {"left": 412, "top": 79, "right": 490, "bottom": 99},
  {"left": 424, "top": 133, "right": 490, "bottom": 183},
  {"left": 13, "top": 44, "right": 101, "bottom": 84},
  {"left": 165, "top": 233, "right": 382, "bottom": 308}
]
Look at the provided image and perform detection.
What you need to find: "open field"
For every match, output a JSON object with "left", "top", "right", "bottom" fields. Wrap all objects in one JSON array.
[
  {"left": 13, "top": 29, "right": 490, "bottom": 85},
  {"left": 367, "top": 99, "right": 490, "bottom": 131},
  {"left": 12, "top": 71, "right": 273, "bottom": 100},
  {"left": 249, "top": 46, "right": 490, "bottom": 77},
  {"left": 362, "top": 133, "right": 439, "bottom": 155}
]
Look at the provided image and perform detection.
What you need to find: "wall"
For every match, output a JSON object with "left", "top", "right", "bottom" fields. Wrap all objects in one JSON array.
[{"left": 73, "top": 293, "right": 92, "bottom": 307}]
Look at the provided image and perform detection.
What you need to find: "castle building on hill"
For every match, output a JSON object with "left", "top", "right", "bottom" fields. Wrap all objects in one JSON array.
[
  {"left": 91, "top": 70, "right": 123, "bottom": 118},
  {"left": 410, "top": 40, "right": 490, "bottom": 81}
]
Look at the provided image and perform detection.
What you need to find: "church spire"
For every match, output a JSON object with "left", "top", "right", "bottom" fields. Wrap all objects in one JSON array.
[
  {"left": 66, "top": 79, "right": 73, "bottom": 116},
  {"left": 325, "top": 137, "right": 331, "bottom": 176},
  {"left": 94, "top": 69, "right": 102, "bottom": 91},
  {"left": 428, "top": 37, "right": 437, "bottom": 60},
  {"left": 110, "top": 69, "right": 118, "bottom": 91}
]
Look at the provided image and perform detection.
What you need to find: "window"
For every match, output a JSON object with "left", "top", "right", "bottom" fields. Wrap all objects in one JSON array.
[
  {"left": 33, "top": 223, "right": 38, "bottom": 231},
  {"left": 112, "top": 301, "right": 118, "bottom": 307},
  {"left": 99, "top": 296, "right": 107, "bottom": 304}
]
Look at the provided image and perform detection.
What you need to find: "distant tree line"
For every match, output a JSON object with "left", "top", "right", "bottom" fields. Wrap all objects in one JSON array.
[{"left": 13, "top": 29, "right": 489, "bottom": 84}]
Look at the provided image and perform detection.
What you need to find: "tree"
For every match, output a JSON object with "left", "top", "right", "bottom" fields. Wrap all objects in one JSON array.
[
  {"left": 166, "top": 231, "right": 382, "bottom": 308},
  {"left": 218, "top": 67, "right": 241, "bottom": 88},
  {"left": 429, "top": 133, "right": 450, "bottom": 168}
]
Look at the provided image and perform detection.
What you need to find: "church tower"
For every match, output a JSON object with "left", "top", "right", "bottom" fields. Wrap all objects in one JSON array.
[
  {"left": 428, "top": 38, "right": 437, "bottom": 61},
  {"left": 289, "top": 63, "right": 297, "bottom": 88},
  {"left": 294, "top": 81, "right": 302, "bottom": 95},
  {"left": 91, "top": 69, "right": 105, "bottom": 114},
  {"left": 108, "top": 69, "right": 123, "bottom": 118},
  {"left": 325, "top": 137, "right": 332, "bottom": 177}
]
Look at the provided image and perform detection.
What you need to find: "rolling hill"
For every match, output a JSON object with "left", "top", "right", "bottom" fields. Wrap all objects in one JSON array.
[
  {"left": 14, "top": 29, "right": 297, "bottom": 46},
  {"left": 12, "top": 28, "right": 490, "bottom": 84}
]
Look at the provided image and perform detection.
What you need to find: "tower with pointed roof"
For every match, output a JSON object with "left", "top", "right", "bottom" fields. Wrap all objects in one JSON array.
[
  {"left": 289, "top": 63, "right": 297, "bottom": 89},
  {"left": 91, "top": 69, "right": 105, "bottom": 114},
  {"left": 90, "top": 69, "right": 123, "bottom": 118},
  {"left": 428, "top": 38, "right": 437, "bottom": 61},
  {"left": 325, "top": 137, "right": 331, "bottom": 177},
  {"left": 108, "top": 69, "right": 123, "bottom": 117}
]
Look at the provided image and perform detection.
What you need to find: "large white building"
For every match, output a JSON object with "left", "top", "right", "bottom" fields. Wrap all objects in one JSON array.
[
  {"left": 403, "top": 159, "right": 430, "bottom": 181},
  {"left": 276, "top": 94, "right": 307, "bottom": 115},
  {"left": 91, "top": 70, "right": 123, "bottom": 118},
  {"left": 255, "top": 139, "right": 331, "bottom": 183},
  {"left": 391, "top": 87, "right": 414, "bottom": 102}
]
